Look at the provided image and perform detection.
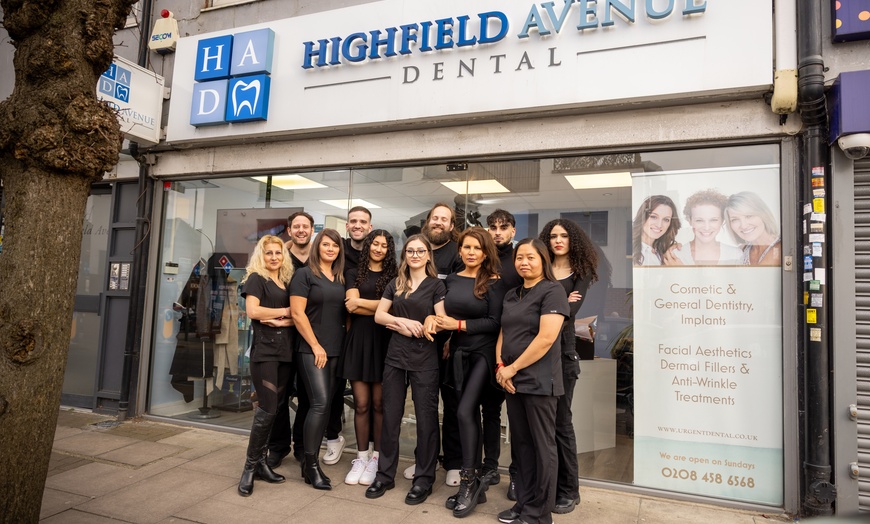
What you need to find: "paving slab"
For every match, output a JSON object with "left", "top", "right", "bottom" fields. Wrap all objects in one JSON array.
[
  {"left": 45, "top": 457, "right": 188, "bottom": 498},
  {"left": 210, "top": 475, "right": 327, "bottom": 513},
  {"left": 73, "top": 466, "right": 236, "bottom": 523},
  {"left": 39, "top": 488, "right": 91, "bottom": 520},
  {"left": 638, "top": 497, "right": 760, "bottom": 524},
  {"left": 290, "top": 492, "right": 414, "bottom": 524},
  {"left": 570, "top": 487, "right": 640, "bottom": 524},
  {"left": 175, "top": 498, "right": 290, "bottom": 524},
  {"left": 156, "top": 429, "right": 236, "bottom": 461},
  {"left": 179, "top": 443, "right": 245, "bottom": 479},
  {"left": 46, "top": 451, "right": 95, "bottom": 477},
  {"left": 53, "top": 426, "right": 83, "bottom": 441},
  {"left": 52, "top": 431, "right": 140, "bottom": 457},
  {"left": 41, "top": 509, "right": 125, "bottom": 523},
  {"left": 97, "top": 440, "right": 186, "bottom": 466}
]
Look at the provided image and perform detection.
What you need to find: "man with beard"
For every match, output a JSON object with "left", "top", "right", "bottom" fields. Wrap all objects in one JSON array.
[
  {"left": 343, "top": 206, "right": 373, "bottom": 275},
  {"left": 268, "top": 211, "right": 314, "bottom": 468},
  {"left": 487, "top": 209, "right": 521, "bottom": 290},
  {"left": 319, "top": 206, "right": 375, "bottom": 467},
  {"left": 284, "top": 211, "right": 314, "bottom": 270},
  {"left": 403, "top": 203, "right": 464, "bottom": 486}
]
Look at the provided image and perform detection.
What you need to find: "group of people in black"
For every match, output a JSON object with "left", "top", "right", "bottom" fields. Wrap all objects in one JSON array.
[{"left": 238, "top": 202, "right": 599, "bottom": 524}]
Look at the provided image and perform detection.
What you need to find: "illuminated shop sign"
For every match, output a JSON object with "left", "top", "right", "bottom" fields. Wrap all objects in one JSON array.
[
  {"left": 166, "top": 0, "right": 771, "bottom": 143},
  {"left": 190, "top": 28, "right": 275, "bottom": 127},
  {"left": 302, "top": 0, "right": 707, "bottom": 69}
]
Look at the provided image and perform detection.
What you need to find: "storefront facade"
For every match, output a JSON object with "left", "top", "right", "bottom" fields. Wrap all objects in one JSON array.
[{"left": 135, "top": 0, "right": 803, "bottom": 514}]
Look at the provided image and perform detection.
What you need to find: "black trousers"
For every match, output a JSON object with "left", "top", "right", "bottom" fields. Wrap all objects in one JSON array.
[
  {"left": 480, "top": 381, "right": 504, "bottom": 471},
  {"left": 439, "top": 357, "right": 462, "bottom": 470},
  {"left": 326, "top": 378, "right": 346, "bottom": 440},
  {"left": 376, "top": 364, "right": 439, "bottom": 489},
  {"left": 555, "top": 373, "right": 579, "bottom": 500},
  {"left": 506, "top": 392, "right": 558, "bottom": 524},
  {"left": 296, "top": 353, "right": 338, "bottom": 456},
  {"left": 268, "top": 363, "right": 297, "bottom": 457}
]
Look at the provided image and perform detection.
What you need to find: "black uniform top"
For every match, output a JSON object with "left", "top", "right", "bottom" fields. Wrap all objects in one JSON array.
[
  {"left": 444, "top": 275, "right": 506, "bottom": 355},
  {"left": 343, "top": 237, "right": 362, "bottom": 276},
  {"left": 382, "top": 276, "right": 446, "bottom": 371},
  {"left": 240, "top": 273, "right": 293, "bottom": 363},
  {"left": 558, "top": 273, "right": 591, "bottom": 378},
  {"left": 289, "top": 266, "right": 347, "bottom": 357},
  {"left": 432, "top": 240, "right": 464, "bottom": 279},
  {"left": 496, "top": 242, "right": 522, "bottom": 291},
  {"left": 289, "top": 252, "right": 307, "bottom": 271},
  {"left": 500, "top": 279, "right": 569, "bottom": 396}
]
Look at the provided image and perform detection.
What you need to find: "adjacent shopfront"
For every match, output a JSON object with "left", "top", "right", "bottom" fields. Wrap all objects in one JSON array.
[{"left": 138, "top": 0, "right": 800, "bottom": 512}]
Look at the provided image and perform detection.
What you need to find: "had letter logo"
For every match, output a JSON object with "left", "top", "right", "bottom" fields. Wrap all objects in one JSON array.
[
  {"left": 100, "top": 63, "right": 133, "bottom": 103},
  {"left": 190, "top": 28, "right": 274, "bottom": 127}
]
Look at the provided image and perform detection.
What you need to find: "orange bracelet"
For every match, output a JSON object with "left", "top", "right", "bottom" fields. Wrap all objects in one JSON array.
[{"left": 495, "top": 362, "right": 504, "bottom": 373}]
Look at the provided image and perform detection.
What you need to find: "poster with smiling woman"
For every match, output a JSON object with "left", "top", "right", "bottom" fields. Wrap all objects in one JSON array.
[{"left": 630, "top": 165, "right": 784, "bottom": 506}]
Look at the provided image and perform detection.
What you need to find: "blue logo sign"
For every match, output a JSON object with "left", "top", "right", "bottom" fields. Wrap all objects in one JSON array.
[
  {"left": 190, "top": 28, "right": 274, "bottom": 127},
  {"left": 100, "top": 63, "right": 132, "bottom": 103}
]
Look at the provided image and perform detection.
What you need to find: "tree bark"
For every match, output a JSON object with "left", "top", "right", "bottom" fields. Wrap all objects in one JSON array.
[{"left": 0, "top": 0, "right": 136, "bottom": 521}]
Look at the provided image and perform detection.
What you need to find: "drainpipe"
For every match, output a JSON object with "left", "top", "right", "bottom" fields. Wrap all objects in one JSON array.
[
  {"left": 797, "top": 0, "right": 835, "bottom": 516},
  {"left": 118, "top": 0, "right": 155, "bottom": 420}
]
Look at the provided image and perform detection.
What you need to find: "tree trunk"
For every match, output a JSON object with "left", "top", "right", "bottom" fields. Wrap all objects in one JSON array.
[{"left": 0, "top": 0, "right": 136, "bottom": 520}]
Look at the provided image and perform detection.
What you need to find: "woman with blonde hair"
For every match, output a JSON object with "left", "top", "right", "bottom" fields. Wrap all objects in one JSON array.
[
  {"left": 725, "top": 191, "right": 781, "bottom": 266},
  {"left": 238, "top": 235, "right": 295, "bottom": 496}
]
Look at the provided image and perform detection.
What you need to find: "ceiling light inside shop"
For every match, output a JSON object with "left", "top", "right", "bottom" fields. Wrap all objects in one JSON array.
[
  {"left": 441, "top": 180, "right": 510, "bottom": 194},
  {"left": 320, "top": 199, "right": 381, "bottom": 210},
  {"left": 252, "top": 175, "right": 326, "bottom": 190},
  {"left": 564, "top": 172, "right": 632, "bottom": 190}
]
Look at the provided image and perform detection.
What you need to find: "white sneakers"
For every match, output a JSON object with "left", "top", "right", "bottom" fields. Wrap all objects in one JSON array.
[
  {"left": 359, "top": 456, "right": 378, "bottom": 485},
  {"left": 345, "top": 458, "right": 367, "bottom": 485},
  {"left": 323, "top": 435, "right": 346, "bottom": 465},
  {"left": 402, "top": 463, "right": 458, "bottom": 486},
  {"left": 445, "top": 469, "right": 461, "bottom": 486},
  {"left": 345, "top": 454, "right": 378, "bottom": 485}
]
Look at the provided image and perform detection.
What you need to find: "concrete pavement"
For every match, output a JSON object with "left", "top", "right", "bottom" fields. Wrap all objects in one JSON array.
[{"left": 42, "top": 408, "right": 793, "bottom": 523}]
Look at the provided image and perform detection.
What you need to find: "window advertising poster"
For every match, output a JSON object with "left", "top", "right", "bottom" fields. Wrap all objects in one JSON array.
[{"left": 631, "top": 165, "right": 783, "bottom": 505}]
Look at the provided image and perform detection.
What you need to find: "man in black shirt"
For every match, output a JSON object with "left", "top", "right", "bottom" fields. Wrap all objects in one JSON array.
[
  {"left": 269, "top": 211, "right": 314, "bottom": 467},
  {"left": 343, "top": 206, "right": 372, "bottom": 275},
  {"left": 487, "top": 209, "right": 521, "bottom": 290},
  {"left": 407, "top": 203, "right": 464, "bottom": 485}
]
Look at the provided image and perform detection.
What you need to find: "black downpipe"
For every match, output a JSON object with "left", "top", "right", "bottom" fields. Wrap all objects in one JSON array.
[
  {"left": 118, "top": 0, "right": 155, "bottom": 420},
  {"left": 797, "top": 0, "right": 835, "bottom": 516}
]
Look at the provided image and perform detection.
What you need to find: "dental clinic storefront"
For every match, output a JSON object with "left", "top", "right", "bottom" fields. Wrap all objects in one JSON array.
[{"left": 142, "top": 0, "right": 799, "bottom": 512}]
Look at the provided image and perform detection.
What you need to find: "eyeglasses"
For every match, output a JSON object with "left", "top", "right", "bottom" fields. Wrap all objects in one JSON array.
[{"left": 405, "top": 248, "right": 429, "bottom": 257}]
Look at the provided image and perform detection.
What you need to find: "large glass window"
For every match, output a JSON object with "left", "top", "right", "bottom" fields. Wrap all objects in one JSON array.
[{"left": 148, "top": 143, "right": 782, "bottom": 505}]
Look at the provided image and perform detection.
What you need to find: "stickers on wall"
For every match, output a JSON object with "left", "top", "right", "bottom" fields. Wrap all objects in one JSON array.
[
  {"left": 810, "top": 293, "right": 823, "bottom": 308},
  {"left": 804, "top": 203, "right": 813, "bottom": 215},
  {"left": 804, "top": 256, "right": 813, "bottom": 270},
  {"left": 809, "top": 233, "right": 825, "bottom": 243},
  {"left": 815, "top": 268, "right": 827, "bottom": 285},
  {"left": 812, "top": 166, "right": 825, "bottom": 177},
  {"left": 809, "top": 280, "right": 821, "bottom": 291},
  {"left": 807, "top": 308, "right": 818, "bottom": 324},
  {"left": 812, "top": 243, "right": 823, "bottom": 257},
  {"left": 809, "top": 328, "right": 821, "bottom": 342},
  {"left": 813, "top": 198, "right": 825, "bottom": 213}
]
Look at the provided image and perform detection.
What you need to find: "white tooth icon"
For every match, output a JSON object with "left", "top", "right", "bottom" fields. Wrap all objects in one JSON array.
[{"left": 232, "top": 79, "right": 261, "bottom": 117}]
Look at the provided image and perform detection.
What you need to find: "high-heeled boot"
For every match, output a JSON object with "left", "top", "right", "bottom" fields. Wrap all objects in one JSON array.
[
  {"left": 239, "top": 407, "right": 280, "bottom": 496},
  {"left": 303, "top": 452, "right": 332, "bottom": 490},
  {"left": 452, "top": 467, "right": 487, "bottom": 518}
]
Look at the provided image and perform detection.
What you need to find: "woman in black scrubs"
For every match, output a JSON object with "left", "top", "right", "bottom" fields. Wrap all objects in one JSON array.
[
  {"left": 495, "top": 238, "right": 569, "bottom": 524},
  {"left": 291, "top": 228, "right": 346, "bottom": 490},
  {"left": 539, "top": 219, "right": 599, "bottom": 514},
  {"left": 437, "top": 227, "right": 506, "bottom": 517},
  {"left": 238, "top": 235, "right": 294, "bottom": 496},
  {"left": 342, "top": 230, "right": 398, "bottom": 485},
  {"left": 365, "top": 234, "right": 447, "bottom": 505}
]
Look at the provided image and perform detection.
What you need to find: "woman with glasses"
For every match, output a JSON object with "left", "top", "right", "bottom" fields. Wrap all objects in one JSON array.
[
  {"left": 237, "top": 235, "right": 294, "bottom": 496},
  {"left": 365, "top": 234, "right": 447, "bottom": 506},
  {"left": 495, "top": 238, "right": 569, "bottom": 524},
  {"left": 436, "top": 227, "right": 506, "bottom": 518},
  {"left": 290, "top": 228, "right": 346, "bottom": 490},
  {"left": 342, "top": 230, "right": 398, "bottom": 486}
]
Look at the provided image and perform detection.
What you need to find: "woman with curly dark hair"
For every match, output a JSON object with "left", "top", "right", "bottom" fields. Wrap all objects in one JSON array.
[
  {"left": 631, "top": 195, "right": 681, "bottom": 266},
  {"left": 342, "top": 230, "right": 398, "bottom": 486},
  {"left": 538, "top": 218, "right": 599, "bottom": 514}
]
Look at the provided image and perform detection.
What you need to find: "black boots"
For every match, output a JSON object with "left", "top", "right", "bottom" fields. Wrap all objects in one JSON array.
[
  {"left": 303, "top": 452, "right": 332, "bottom": 490},
  {"left": 451, "top": 467, "right": 487, "bottom": 518},
  {"left": 238, "top": 408, "right": 286, "bottom": 497}
]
